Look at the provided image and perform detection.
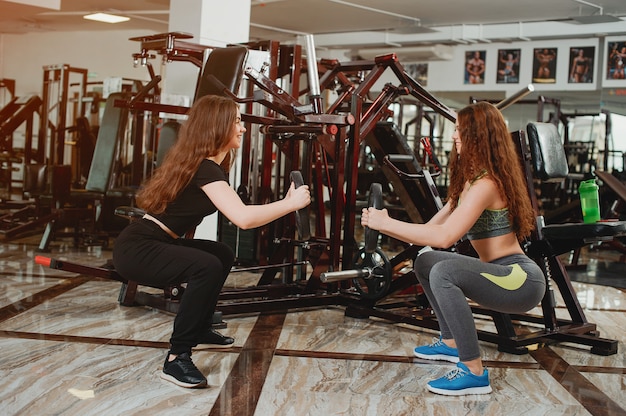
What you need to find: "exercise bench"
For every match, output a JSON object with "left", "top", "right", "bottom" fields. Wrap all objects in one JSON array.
[{"left": 482, "top": 122, "right": 624, "bottom": 355}]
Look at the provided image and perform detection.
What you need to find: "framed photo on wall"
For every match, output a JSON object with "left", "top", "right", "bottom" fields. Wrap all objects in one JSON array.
[
  {"left": 568, "top": 46, "right": 595, "bottom": 83},
  {"left": 606, "top": 41, "right": 626, "bottom": 80},
  {"left": 496, "top": 49, "right": 520, "bottom": 83},
  {"left": 532, "top": 48, "right": 557, "bottom": 83},
  {"left": 465, "top": 50, "right": 486, "bottom": 84}
]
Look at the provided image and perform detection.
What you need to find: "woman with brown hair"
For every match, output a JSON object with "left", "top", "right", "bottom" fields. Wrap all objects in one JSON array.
[
  {"left": 113, "top": 95, "right": 310, "bottom": 388},
  {"left": 361, "top": 101, "right": 545, "bottom": 395}
]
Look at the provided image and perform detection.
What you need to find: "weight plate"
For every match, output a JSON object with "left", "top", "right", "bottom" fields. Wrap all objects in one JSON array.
[{"left": 351, "top": 247, "right": 392, "bottom": 300}]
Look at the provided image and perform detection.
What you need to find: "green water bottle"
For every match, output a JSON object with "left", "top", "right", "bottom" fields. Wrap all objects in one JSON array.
[{"left": 579, "top": 179, "right": 600, "bottom": 223}]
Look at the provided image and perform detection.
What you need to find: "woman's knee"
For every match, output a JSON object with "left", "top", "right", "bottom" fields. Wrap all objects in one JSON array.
[
  {"left": 428, "top": 261, "right": 464, "bottom": 291},
  {"left": 220, "top": 243, "right": 235, "bottom": 269},
  {"left": 414, "top": 251, "right": 434, "bottom": 277},
  {"left": 200, "top": 253, "right": 229, "bottom": 273},
  {"left": 208, "top": 241, "right": 235, "bottom": 271},
  {"left": 414, "top": 250, "right": 452, "bottom": 279},
  {"left": 184, "top": 240, "right": 235, "bottom": 273}
]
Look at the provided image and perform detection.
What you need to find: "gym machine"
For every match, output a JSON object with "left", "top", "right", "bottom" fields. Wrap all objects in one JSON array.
[
  {"left": 320, "top": 87, "right": 621, "bottom": 356},
  {"left": 35, "top": 35, "right": 620, "bottom": 356}
]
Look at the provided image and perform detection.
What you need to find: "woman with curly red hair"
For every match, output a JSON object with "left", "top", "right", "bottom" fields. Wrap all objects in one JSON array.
[{"left": 361, "top": 101, "right": 545, "bottom": 395}]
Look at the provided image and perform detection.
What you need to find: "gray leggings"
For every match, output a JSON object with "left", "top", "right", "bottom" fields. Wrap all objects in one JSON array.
[{"left": 414, "top": 250, "right": 546, "bottom": 361}]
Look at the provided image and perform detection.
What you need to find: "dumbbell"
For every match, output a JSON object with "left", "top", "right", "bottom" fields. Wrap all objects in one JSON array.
[{"left": 320, "top": 182, "right": 392, "bottom": 300}]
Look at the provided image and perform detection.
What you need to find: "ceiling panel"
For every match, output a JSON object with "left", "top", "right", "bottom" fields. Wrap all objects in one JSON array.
[
  {"left": 1, "top": 0, "right": 625, "bottom": 112},
  {"left": 1, "top": 0, "right": 625, "bottom": 40}
]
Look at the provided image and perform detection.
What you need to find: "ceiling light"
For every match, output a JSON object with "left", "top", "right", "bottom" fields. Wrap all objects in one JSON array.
[
  {"left": 391, "top": 24, "right": 438, "bottom": 34},
  {"left": 568, "top": 0, "right": 622, "bottom": 24},
  {"left": 357, "top": 45, "right": 454, "bottom": 61},
  {"left": 83, "top": 13, "right": 130, "bottom": 24},
  {"left": 568, "top": 14, "right": 622, "bottom": 24}
]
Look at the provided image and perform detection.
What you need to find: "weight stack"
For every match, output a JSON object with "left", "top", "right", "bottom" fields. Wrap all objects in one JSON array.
[{"left": 218, "top": 214, "right": 257, "bottom": 264}]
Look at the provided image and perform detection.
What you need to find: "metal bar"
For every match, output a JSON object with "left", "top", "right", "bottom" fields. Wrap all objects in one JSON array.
[
  {"left": 231, "top": 261, "right": 307, "bottom": 273},
  {"left": 320, "top": 268, "right": 370, "bottom": 283},
  {"left": 495, "top": 84, "right": 534, "bottom": 111}
]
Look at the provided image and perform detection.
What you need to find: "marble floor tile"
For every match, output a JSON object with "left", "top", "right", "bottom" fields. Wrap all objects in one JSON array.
[
  {"left": 0, "top": 275, "right": 62, "bottom": 308},
  {"left": 255, "top": 356, "right": 592, "bottom": 416},
  {"left": 0, "top": 236, "right": 624, "bottom": 415},
  {"left": 0, "top": 338, "right": 239, "bottom": 416}
]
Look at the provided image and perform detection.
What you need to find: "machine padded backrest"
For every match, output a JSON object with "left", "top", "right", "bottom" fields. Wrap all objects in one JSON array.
[
  {"left": 85, "top": 92, "right": 129, "bottom": 193},
  {"left": 23, "top": 163, "right": 48, "bottom": 196},
  {"left": 526, "top": 122, "right": 569, "bottom": 182},
  {"left": 156, "top": 121, "right": 180, "bottom": 167},
  {"left": 194, "top": 46, "right": 248, "bottom": 101}
]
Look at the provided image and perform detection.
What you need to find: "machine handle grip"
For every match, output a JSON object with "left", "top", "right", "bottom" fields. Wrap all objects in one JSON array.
[{"left": 34, "top": 255, "right": 52, "bottom": 268}]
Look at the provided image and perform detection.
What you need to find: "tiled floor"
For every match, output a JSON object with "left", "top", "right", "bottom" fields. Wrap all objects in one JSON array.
[{"left": 0, "top": 233, "right": 625, "bottom": 416}]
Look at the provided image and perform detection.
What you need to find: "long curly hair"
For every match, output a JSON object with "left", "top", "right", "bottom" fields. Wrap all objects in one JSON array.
[
  {"left": 446, "top": 101, "right": 535, "bottom": 240},
  {"left": 136, "top": 95, "right": 239, "bottom": 214}
]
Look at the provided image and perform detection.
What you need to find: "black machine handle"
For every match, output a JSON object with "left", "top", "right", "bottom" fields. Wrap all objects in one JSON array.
[
  {"left": 383, "top": 155, "right": 444, "bottom": 210},
  {"left": 289, "top": 170, "right": 311, "bottom": 241},
  {"left": 382, "top": 154, "right": 441, "bottom": 180}
]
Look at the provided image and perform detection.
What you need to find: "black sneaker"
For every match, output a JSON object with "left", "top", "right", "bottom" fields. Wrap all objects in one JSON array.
[
  {"left": 160, "top": 352, "right": 207, "bottom": 388},
  {"left": 197, "top": 329, "right": 235, "bottom": 347}
]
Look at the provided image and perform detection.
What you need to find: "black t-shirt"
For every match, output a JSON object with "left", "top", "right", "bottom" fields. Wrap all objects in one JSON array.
[{"left": 149, "top": 159, "right": 228, "bottom": 236}]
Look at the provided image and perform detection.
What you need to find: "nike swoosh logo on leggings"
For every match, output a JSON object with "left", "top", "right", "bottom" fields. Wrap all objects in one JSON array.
[{"left": 480, "top": 264, "right": 527, "bottom": 290}]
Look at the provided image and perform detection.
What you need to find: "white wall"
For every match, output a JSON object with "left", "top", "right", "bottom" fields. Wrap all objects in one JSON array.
[
  {"left": 0, "top": 31, "right": 608, "bottom": 107},
  {"left": 0, "top": 30, "right": 160, "bottom": 97},
  {"left": 427, "top": 38, "right": 600, "bottom": 94},
  {"left": 350, "top": 37, "right": 601, "bottom": 100},
  {"left": 1, "top": 30, "right": 620, "bottom": 161}
]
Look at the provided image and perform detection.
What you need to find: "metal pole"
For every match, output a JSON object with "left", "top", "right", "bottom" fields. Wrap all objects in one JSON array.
[{"left": 495, "top": 84, "right": 534, "bottom": 111}]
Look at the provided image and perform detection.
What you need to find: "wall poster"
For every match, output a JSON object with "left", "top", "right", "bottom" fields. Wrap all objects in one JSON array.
[
  {"left": 464, "top": 50, "right": 486, "bottom": 84},
  {"left": 532, "top": 48, "right": 557, "bottom": 84},
  {"left": 568, "top": 46, "right": 595, "bottom": 83},
  {"left": 406, "top": 63, "right": 429, "bottom": 86},
  {"left": 496, "top": 49, "right": 520, "bottom": 84},
  {"left": 606, "top": 41, "right": 626, "bottom": 80}
]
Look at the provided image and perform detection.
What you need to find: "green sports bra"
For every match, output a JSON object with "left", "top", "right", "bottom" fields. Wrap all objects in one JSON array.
[
  {"left": 466, "top": 208, "right": 512, "bottom": 240},
  {"left": 464, "top": 170, "right": 512, "bottom": 240}
]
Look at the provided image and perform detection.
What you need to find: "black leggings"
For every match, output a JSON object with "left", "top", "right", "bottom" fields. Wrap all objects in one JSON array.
[
  {"left": 113, "top": 219, "right": 234, "bottom": 355},
  {"left": 414, "top": 250, "right": 546, "bottom": 361}
]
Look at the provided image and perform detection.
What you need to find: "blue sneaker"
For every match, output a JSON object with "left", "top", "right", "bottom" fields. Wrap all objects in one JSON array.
[
  {"left": 427, "top": 362, "right": 492, "bottom": 396},
  {"left": 413, "top": 337, "right": 459, "bottom": 363}
]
